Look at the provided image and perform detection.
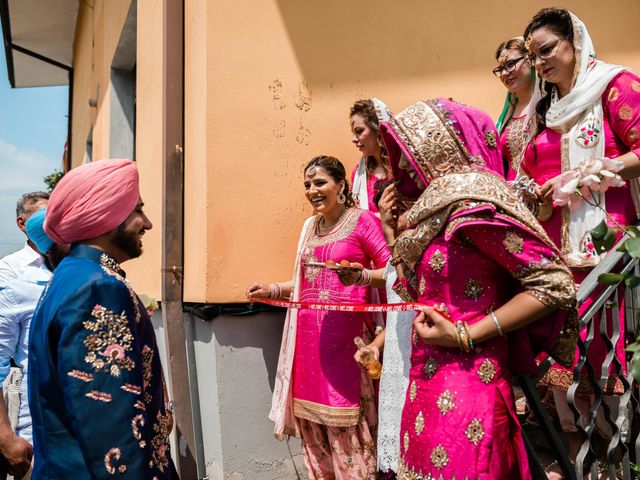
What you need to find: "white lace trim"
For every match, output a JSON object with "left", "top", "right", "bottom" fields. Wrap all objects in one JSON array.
[{"left": 377, "top": 263, "right": 413, "bottom": 473}]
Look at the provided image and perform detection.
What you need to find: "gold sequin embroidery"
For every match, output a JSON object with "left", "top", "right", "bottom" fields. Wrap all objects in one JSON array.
[
  {"left": 619, "top": 105, "right": 634, "bottom": 121},
  {"left": 464, "top": 279, "right": 483, "bottom": 300},
  {"left": 403, "top": 431, "right": 410, "bottom": 453},
  {"left": 478, "top": 359, "right": 496, "bottom": 384},
  {"left": 428, "top": 249, "right": 446, "bottom": 273},
  {"left": 430, "top": 444, "right": 449, "bottom": 469},
  {"left": 503, "top": 231, "right": 524, "bottom": 254},
  {"left": 418, "top": 275, "right": 426, "bottom": 296},
  {"left": 83, "top": 305, "right": 135, "bottom": 377},
  {"left": 423, "top": 356, "right": 438, "bottom": 378},
  {"left": 465, "top": 418, "right": 485, "bottom": 445},
  {"left": 415, "top": 411, "right": 425, "bottom": 435},
  {"left": 628, "top": 127, "right": 640, "bottom": 144},
  {"left": 484, "top": 130, "right": 497, "bottom": 148},
  {"left": 632, "top": 81, "right": 640, "bottom": 93},
  {"left": 608, "top": 87, "right": 620, "bottom": 102},
  {"left": 437, "top": 390, "right": 455, "bottom": 415},
  {"left": 409, "top": 381, "right": 417, "bottom": 402}
]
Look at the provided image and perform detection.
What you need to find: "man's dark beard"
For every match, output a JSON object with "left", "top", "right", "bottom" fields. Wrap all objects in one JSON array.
[
  {"left": 44, "top": 245, "right": 68, "bottom": 271},
  {"left": 111, "top": 223, "right": 142, "bottom": 260}
]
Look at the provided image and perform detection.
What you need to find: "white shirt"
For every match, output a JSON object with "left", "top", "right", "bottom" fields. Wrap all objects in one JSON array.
[
  {"left": 0, "top": 278, "right": 47, "bottom": 443},
  {"left": 0, "top": 242, "right": 50, "bottom": 286}
]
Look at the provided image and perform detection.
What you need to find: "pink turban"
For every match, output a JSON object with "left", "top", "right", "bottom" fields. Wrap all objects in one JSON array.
[{"left": 44, "top": 159, "right": 140, "bottom": 244}]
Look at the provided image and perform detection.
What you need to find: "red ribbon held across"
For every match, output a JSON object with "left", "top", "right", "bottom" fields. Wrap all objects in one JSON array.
[{"left": 257, "top": 298, "right": 424, "bottom": 312}]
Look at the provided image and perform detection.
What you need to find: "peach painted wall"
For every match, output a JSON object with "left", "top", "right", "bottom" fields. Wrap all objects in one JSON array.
[{"left": 69, "top": 0, "right": 162, "bottom": 298}]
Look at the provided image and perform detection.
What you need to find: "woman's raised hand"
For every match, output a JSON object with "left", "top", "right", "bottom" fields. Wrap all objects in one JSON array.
[
  {"left": 413, "top": 306, "right": 458, "bottom": 348},
  {"left": 378, "top": 183, "right": 401, "bottom": 232},
  {"left": 246, "top": 282, "right": 273, "bottom": 300}
]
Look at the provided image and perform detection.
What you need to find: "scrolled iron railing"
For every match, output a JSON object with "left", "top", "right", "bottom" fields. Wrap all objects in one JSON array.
[{"left": 517, "top": 230, "right": 640, "bottom": 480}]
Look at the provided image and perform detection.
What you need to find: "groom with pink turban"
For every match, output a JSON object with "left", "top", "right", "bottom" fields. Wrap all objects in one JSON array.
[{"left": 29, "top": 159, "right": 178, "bottom": 479}]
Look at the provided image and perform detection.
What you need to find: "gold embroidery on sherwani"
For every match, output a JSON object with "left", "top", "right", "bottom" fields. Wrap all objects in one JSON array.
[
  {"left": 415, "top": 411, "right": 425, "bottom": 435},
  {"left": 632, "top": 81, "right": 640, "bottom": 93},
  {"left": 465, "top": 418, "right": 485, "bottom": 445},
  {"left": 464, "top": 278, "right": 483, "bottom": 300},
  {"left": 428, "top": 249, "right": 446, "bottom": 273},
  {"left": 503, "top": 231, "right": 524, "bottom": 254},
  {"left": 83, "top": 305, "right": 135, "bottom": 377},
  {"left": 478, "top": 359, "right": 496, "bottom": 384},
  {"left": 150, "top": 411, "right": 171, "bottom": 472},
  {"left": 436, "top": 390, "right": 455, "bottom": 415},
  {"left": 99, "top": 254, "right": 141, "bottom": 324},
  {"left": 423, "top": 356, "right": 438, "bottom": 378},
  {"left": 131, "top": 414, "right": 146, "bottom": 448},
  {"left": 104, "top": 447, "right": 127, "bottom": 474},
  {"left": 409, "top": 381, "right": 417, "bottom": 402},
  {"left": 403, "top": 431, "right": 410, "bottom": 453},
  {"left": 430, "top": 444, "right": 449, "bottom": 469}
]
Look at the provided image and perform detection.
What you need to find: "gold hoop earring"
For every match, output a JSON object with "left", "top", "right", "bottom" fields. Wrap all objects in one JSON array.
[{"left": 337, "top": 192, "right": 346, "bottom": 204}]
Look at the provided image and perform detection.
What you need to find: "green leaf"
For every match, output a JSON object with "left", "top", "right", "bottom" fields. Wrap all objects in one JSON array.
[
  {"left": 591, "top": 220, "right": 608, "bottom": 240},
  {"left": 626, "top": 342, "right": 640, "bottom": 352},
  {"left": 593, "top": 228, "right": 617, "bottom": 254},
  {"left": 632, "top": 352, "right": 640, "bottom": 383},
  {"left": 598, "top": 273, "right": 625, "bottom": 285},
  {"left": 617, "top": 242, "right": 627, "bottom": 253},
  {"left": 625, "top": 237, "right": 640, "bottom": 258},
  {"left": 625, "top": 275, "right": 640, "bottom": 289}
]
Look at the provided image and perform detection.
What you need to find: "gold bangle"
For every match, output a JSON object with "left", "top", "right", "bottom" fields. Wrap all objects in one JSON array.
[{"left": 491, "top": 311, "right": 504, "bottom": 336}]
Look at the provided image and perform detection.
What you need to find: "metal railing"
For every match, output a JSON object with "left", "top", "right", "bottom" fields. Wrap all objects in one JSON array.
[{"left": 517, "top": 231, "right": 640, "bottom": 480}]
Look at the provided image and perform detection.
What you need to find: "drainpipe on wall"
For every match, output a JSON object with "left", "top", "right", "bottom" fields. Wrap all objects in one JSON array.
[{"left": 161, "top": 0, "right": 200, "bottom": 478}]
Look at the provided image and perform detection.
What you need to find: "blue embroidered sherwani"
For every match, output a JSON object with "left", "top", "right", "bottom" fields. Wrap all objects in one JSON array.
[{"left": 29, "top": 245, "right": 176, "bottom": 479}]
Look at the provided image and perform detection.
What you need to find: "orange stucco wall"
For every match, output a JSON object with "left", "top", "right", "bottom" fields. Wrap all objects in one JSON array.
[
  {"left": 70, "top": 0, "right": 640, "bottom": 302},
  {"left": 69, "top": 0, "right": 162, "bottom": 298}
]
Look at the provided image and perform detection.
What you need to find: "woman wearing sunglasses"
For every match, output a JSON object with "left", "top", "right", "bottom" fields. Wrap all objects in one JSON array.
[
  {"left": 522, "top": 7, "right": 640, "bottom": 476},
  {"left": 493, "top": 36, "right": 536, "bottom": 181}
]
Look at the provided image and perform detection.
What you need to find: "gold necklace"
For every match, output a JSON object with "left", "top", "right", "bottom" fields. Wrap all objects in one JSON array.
[{"left": 318, "top": 207, "right": 349, "bottom": 233}]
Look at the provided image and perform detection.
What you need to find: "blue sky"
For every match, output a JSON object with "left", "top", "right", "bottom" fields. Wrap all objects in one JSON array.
[{"left": 0, "top": 24, "right": 69, "bottom": 257}]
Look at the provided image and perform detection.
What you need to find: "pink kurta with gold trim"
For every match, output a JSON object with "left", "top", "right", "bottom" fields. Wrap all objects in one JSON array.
[
  {"left": 398, "top": 218, "right": 570, "bottom": 480},
  {"left": 292, "top": 208, "right": 389, "bottom": 426}
]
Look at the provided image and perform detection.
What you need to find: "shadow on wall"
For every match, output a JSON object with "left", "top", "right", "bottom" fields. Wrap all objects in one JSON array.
[
  {"left": 273, "top": 0, "right": 640, "bottom": 87},
  {"left": 210, "top": 311, "right": 285, "bottom": 391}
]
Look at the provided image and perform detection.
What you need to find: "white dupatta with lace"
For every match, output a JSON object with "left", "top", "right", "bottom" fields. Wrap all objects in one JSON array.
[{"left": 269, "top": 216, "right": 315, "bottom": 439}]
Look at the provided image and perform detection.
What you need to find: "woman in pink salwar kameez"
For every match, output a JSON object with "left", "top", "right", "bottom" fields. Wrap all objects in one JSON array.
[
  {"left": 521, "top": 8, "right": 640, "bottom": 465},
  {"left": 247, "top": 155, "right": 390, "bottom": 479},
  {"left": 377, "top": 98, "right": 578, "bottom": 479}
]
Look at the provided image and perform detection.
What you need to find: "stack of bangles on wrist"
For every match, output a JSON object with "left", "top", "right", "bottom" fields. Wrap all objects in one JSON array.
[
  {"left": 354, "top": 269, "right": 372, "bottom": 286},
  {"left": 269, "top": 283, "right": 281, "bottom": 299},
  {"left": 453, "top": 320, "right": 474, "bottom": 353}
]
